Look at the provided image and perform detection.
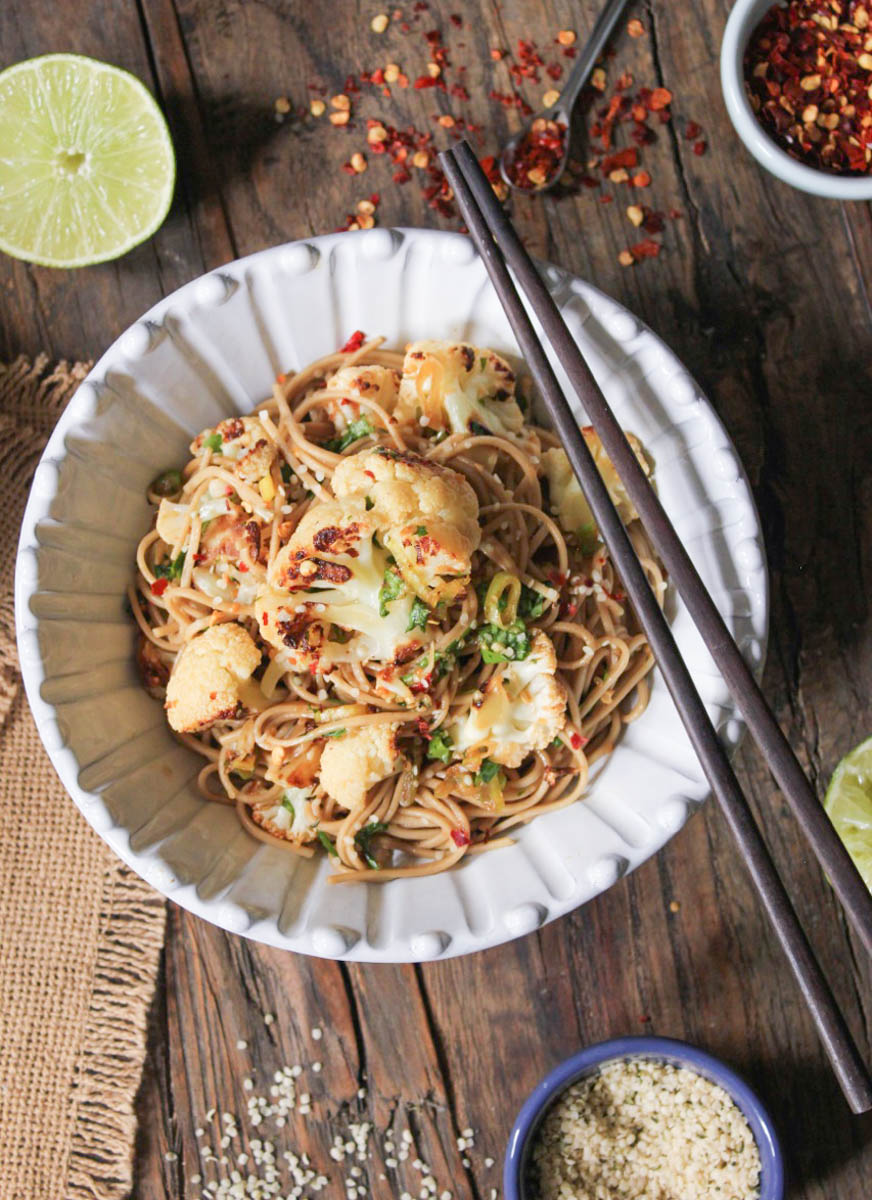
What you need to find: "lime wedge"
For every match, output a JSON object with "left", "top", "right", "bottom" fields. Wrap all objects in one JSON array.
[
  {"left": 0, "top": 54, "right": 175, "bottom": 268},
  {"left": 825, "top": 734, "right": 872, "bottom": 891}
]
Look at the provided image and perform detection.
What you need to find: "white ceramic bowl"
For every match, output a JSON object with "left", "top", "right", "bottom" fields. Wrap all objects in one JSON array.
[
  {"left": 15, "top": 228, "right": 768, "bottom": 962},
  {"left": 721, "top": 0, "right": 872, "bottom": 200}
]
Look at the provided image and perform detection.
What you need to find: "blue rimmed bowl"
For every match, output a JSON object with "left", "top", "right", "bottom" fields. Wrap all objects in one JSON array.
[{"left": 504, "top": 1035, "right": 784, "bottom": 1200}]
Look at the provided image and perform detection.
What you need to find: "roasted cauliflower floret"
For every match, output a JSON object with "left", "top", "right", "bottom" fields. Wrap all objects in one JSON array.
[
  {"left": 543, "top": 428, "right": 649, "bottom": 548},
  {"left": 249, "top": 786, "right": 320, "bottom": 843},
  {"left": 319, "top": 723, "right": 406, "bottom": 811},
  {"left": 191, "top": 415, "right": 277, "bottom": 485},
  {"left": 322, "top": 364, "right": 401, "bottom": 433},
  {"left": 450, "top": 631, "right": 566, "bottom": 768},
  {"left": 165, "top": 623, "right": 263, "bottom": 733},
  {"left": 260, "top": 500, "right": 422, "bottom": 669},
  {"left": 332, "top": 446, "right": 481, "bottom": 604},
  {"left": 397, "top": 340, "right": 524, "bottom": 436}
]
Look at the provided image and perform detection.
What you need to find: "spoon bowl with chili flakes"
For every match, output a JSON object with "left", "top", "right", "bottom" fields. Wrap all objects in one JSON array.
[
  {"left": 499, "top": 0, "right": 631, "bottom": 192},
  {"left": 721, "top": 0, "right": 872, "bottom": 199}
]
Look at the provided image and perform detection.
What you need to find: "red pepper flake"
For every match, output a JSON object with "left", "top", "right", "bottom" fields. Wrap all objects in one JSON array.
[
  {"left": 601, "top": 146, "right": 638, "bottom": 174},
  {"left": 627, "top": 17, "right": 646, "bottom": 37},
  {"left": 449, "top": 12, "right": 462, "bottom": 25},
  {"left": 630, "top": 238, "right": 661, "bottom": 259},
  {"left": 684, "top": 120, "right": 702, "bottom": 140},
  {"left": 262, "top": 612, "right": 269, "bottom": 625},
  {"left": 504, "top": 117, "right": 567, "bottom": 189},
  {"left": 150, "top": 577, "right": 169, "bottom": 596},
  {"left": 631, "top": 170, "right": 652, "bottom": 187},
  {"left": 743, "top": 0, "right": 872, "bottom": 176},
  {"left": 693, "top": 139, "right": 708, "bottom": 156},
  {"left": 569, "top": 732, "right": 583, "bottom": 750},
  {"left": 451, "top": 828, "right": 471, "bottom": 847},
  {"left": 648, "top": 86, "right": 673, "bottom": 111},
  {"left": 340, "top": 330, "right": 366, "bottom": 353}
]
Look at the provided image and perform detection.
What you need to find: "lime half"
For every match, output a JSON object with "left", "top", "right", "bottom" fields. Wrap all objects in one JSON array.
[
  {"left": 0, "top": 54, "right": 175, "bottom": 268},
  {"left": 825, "top": 734, "right": 872, "bottom": 891}
]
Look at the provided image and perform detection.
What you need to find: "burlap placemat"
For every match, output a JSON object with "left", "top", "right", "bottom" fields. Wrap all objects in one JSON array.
[{"left": 0, "top": 356, "right": 166, "bottom": 1200}]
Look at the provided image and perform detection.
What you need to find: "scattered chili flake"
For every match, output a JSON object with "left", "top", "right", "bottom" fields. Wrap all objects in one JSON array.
[
  {"left": 692, "top": 139, "right": 708, "bottom": 156},
  {"left": 630, "top": 238, "right": 661, "bottom": 259},
  {"left": 684, "top": 120, "right": 702, "bottom": 140},
  {"left": 340, "top": 330, "right": 366, "bottom": 353},
  {"left": 150, "top": 577, "right": 169, "bottom": 596},
  {"left": 632, "top": 169, "right": 652, "bottom": 186},
  {"left": 648, "top": 86, "right": 673, "bottom": 111},
  {"left": 743, "top": 0, "right": 872, "bottom": 175},
  {"left": 627, "top": 17, "right": 646, "bottom": 37},
  {"left": 451, "top": 829, "right": 471, "bottom": 847}
]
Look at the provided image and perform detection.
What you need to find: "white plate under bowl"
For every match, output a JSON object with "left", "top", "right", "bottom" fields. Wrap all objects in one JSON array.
[{"left": 15, "top": 228, "right": 768, "bottom": 962}]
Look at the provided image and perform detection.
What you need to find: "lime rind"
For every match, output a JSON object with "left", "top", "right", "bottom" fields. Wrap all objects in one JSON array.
[
  {"left": 0, "top": 53, "right": 175, "bottom": 268},
  {"left": 825, "top": 733, "right": 872, "bottom": 890}
]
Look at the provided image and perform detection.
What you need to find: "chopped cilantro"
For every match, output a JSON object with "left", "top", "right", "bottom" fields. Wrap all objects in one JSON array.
[
  {"left": 476, "top": 620, "right": 531, "bottom": 664},
  {"left": 280, "top": 462, "right": 294, "bottom": 484},
  {"left": 325, "top": 415, "right": 375, "bottom": 453},
  {"left": 365, "top": 495, "right": 375, "bottom": 510},
  {"left": 203, "top": 432, "right": 223, "bottom": 454},
  {"left": 474, "top": 758, "right": 502, "bottom": 785},
  {"left": 415, "top": 525, "right": 428, "bottom": 536},
  {"left": 324, "top": 728, "right": 346, "bottom": 738},
  {"left": 551, "top": 735, "right": 564, "bottom": 749},
  {"left": 518, "top": 584, "right": 547, "bottom": 620},
  {"left": 401, "top": 636, "right": 467, "bottom": 687},
  {"left": 153, "top": 550, "right": 186, "bottom": 581},
  {"left": 317, "top": 830, "right": 339, "bottom": 857},
  {"left": 426, "top": 730, "right": 454, "bottom": 763},
  {"left": 379, "top": 566, "right": 405, "bottom": 617},
  {"left": 407, "top": 597, "right": 430, "bottom": 632},
  {"left": 354, "top": 820, "right": 389, "bottom": 869}
]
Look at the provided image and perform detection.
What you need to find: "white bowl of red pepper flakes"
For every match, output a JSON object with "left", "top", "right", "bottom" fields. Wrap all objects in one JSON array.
[{"left": 721, "top": 0, "right": 872, "bottom": 198}]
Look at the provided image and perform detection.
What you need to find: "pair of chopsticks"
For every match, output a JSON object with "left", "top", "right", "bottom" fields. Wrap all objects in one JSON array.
[{"left": 439, "top": 140, "right": 872, "bottom": 1114}]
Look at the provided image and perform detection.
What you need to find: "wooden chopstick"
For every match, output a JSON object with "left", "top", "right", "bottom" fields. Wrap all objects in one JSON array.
[
  {"left": 440, "top": 142, "right": 872, "bottom": 1114},
  {"left": 446, "top": 139, "right": 872, "bottom": 965}
]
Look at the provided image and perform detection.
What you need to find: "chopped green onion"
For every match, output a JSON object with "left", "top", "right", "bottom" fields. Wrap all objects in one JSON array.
[
  {"left": 426, "top": 730, "right": 454, "bottom": 763},
  {"left": 484, "top": 571, "right": 521, "bottom": 628},
  {"left": 474, "top": 758, "right": 501, "bottom": 784},
  {"left": 415, "top": 525, "right": 428, "bottom": 536},
  {"left": 203, "top": 432, "right": 223, "bottom": 454},
  {"left": 281, "top": 794, "right": 295, "bottom": 815},
  {"left": 324, "top": 728, "right": 346, "bottom": 739},
  {"left": 476, "top": 620, "right": 531, "bottom": 664}
]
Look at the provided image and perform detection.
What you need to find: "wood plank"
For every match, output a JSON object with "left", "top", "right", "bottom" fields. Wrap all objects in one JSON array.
[{"left": 3, "top": 0, "right": 871, "bottom": 1196}]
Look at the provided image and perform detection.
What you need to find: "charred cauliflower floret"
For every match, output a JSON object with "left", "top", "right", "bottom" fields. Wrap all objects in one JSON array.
[
  {"left": 543, "top": 428, "right": 650, "bottom": 549},
  {"left": 165, "top": 623, "right": 263, "bottom": 733},
  {"left": 249, "top": 786, "right": 320, "bottom": 843},
  {"left": 319, "top": 723, "right": 406, "bottom": 811},
  {"left": 397, "top": 340, "right": 524, "bottom": 436},
  {"left": 191, "top": 415, "right": 277, "bottom": 485},
  {"left": 451, "top": 631, "right": 567, "bottom": 768},
  {"left": 322, "top": 364, "right": 401, "bottom": 433},
  {"left": 332, "top": 446, "right": 481, "bottom": 605},
  {"left": 259, "top": 500, "right": 422, "bottom": 669}
]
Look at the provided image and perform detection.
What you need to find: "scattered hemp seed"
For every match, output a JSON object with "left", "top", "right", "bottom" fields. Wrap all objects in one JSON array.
[
  {"left": 311, "top": 1026, "right": 323, "bottom": 1040},
  {"left": 236, "top": 1039, "right": 248, "bottom": 1050},
  {"left": 263, "top": 1012, "right": 275, "bottom": 1026}
]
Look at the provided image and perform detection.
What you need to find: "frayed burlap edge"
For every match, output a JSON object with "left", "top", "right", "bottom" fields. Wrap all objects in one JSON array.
[{"left": 1, "top": 355, "right": 166, "bottom": 1200}]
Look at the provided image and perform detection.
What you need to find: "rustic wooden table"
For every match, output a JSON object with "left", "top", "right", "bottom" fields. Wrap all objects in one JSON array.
[{"left": 4, "top": 1, "right": 872, "bottom": 1197}]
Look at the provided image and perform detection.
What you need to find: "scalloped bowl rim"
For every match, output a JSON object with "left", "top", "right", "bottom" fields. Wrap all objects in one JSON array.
[{"left": 14, "top": 227, "right": 769, "bottom": 961}]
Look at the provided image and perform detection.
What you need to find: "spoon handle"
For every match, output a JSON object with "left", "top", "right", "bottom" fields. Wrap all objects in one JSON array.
[{"left": 559, "top": 0, "right": 633, "bottom": 111}]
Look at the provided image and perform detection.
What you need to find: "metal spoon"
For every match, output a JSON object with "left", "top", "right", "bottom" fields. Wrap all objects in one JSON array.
[{"left": 499, "top": 0, "right": 631, "bottom": 194}]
